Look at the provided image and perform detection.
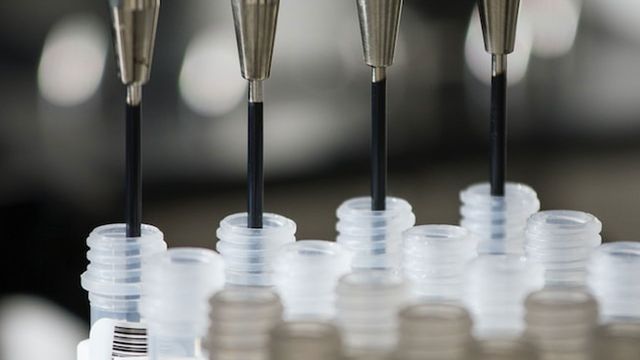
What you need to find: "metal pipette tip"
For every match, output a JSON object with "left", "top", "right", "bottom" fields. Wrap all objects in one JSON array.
[
  {"left": 231, "top": 0, "right": 280, "bottom": 228},
  {"left": 477, "top": 0, "right": 520, "bottom": 197},
  {"left": 108, "top": 0, "right": 160, "bottom": 237},
  {"left": 356, "top": 0, "right": 403, "bottom": 211}
]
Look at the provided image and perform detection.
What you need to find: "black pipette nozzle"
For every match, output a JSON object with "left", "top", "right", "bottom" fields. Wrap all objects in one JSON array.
[
  {"left": 125, "top": 101, "right": 142, "bottom": 237},
  {"left": 490, "top": 71, "right": 506, "bottom": 197},
  {"left": 356, "top": 0, "right": 403, "bottom": 211},
  {"left": 247, "top": 100, "right": 264, "bottom": 229},
  {"left": 231, "top": 0, "right": 280, "bottom": 228},
  {"left": 371, "top": 72, "right": 387, "bottom": 212},
  {"left": 477, "top": 0, "right": 521, "bottom": 197},
  {"left": 108, "top": 0, "right": 160, "bottom": 237}
]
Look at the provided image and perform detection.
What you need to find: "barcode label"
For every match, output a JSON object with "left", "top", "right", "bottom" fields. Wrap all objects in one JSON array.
[{"left": 112, "top": 324, "right": 147, "bottom": 358}]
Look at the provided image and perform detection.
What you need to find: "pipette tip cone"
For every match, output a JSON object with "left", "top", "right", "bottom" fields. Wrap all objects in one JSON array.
[
  {"left": 231, "top": 0, "right": 280, "bottom": 81},
  {"left": 477, "top": 0, "right": 521, "bottom": 55},
  {"left": 356, "top": 0, "right": 403, "bottom": 69},
  {"left": 109, "top": 0, "right": 160, "bottom": 91}
]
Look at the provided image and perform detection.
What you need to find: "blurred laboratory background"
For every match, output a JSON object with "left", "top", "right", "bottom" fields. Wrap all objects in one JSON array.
[{"left": 1, "top": 0, "right": 640, "bottom": 358}]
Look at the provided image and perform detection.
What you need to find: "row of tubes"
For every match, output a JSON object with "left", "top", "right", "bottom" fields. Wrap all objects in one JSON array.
[{"left": 80, "top": 182, "right": 640, "bottom": 359}]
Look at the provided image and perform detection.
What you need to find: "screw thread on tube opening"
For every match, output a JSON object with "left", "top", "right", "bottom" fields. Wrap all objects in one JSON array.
[
  {"left": 336, "top": 197, "right": 415, "bottom": 271},
  {"left": 402, "top": 225, "right": 477, "bottom": 302},
  {"left": 216, "top": 212, "right": 296, "bottom": 287},
  {"left": 273, "top": 240, "right": 351, "bottom": 320},
  {"left": 525, "top": 210, "right": 602, "bottom": 287},
  {"left": 460, "top": 182, "right": 540, "bottom": 255},
  {"left": 80, "top": 224, "right": 166, "bottom": 326},
  {"left": 588, "top": 242, "right": 640, "bottom": 322}
]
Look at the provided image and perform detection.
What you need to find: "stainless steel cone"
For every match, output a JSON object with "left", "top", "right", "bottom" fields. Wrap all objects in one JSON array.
[
  {"left": 477, "top": 0, "right": 521, "bottom": 55},
  {"left": 231, "top": 0, "right": 280, "bottom": 81},
  {"left": 109, "top": 0, "right": 160, "bottom": 86},
  {"left": 356, "top": 0, "right": 403, "bottom": 68}
]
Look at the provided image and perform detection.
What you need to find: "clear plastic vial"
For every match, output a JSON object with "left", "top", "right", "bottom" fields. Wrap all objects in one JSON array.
[
  {"left": 588, "top": 242, "right": 640, "bottom": 322},
  {"left": 336, "top": 197, "right": 416, "bottom": 271},
  {"left": 269, "top": 321, "right": 343, "bottom": 360},
  {"left": 464, "top": 255, "right": 544, "bottom": 338},
  {"left": 141, "top": 248, "right": 226, "bottom": 360},
  {"left": 205, "top": 287, "right": 283, "bottom": 360},
  {"left": 525, "top": 210, "right": 602, "bottom": 287},
  {"left": 273, "top": 240, "right": 351, "bottom": 320},
  {"left": 394, "top": 303, "right": 474, "bottom": 360},
  {"left": 524, "top": 288, "right": 599, "bottom": 360},
  {"left": 460, "top": 182, "right": 540, "bottom": 255},
  {"left": 335, "top": 270, "right": 408, "bottom": 357},
  {"left": 474, "top": 337, "right": 538, "bottom": 360},
  {"left": 216, "top": 213, "right": 296, "bottom": 287},
  {"left": 402, "top": 225, "right": 477, "bottom": 302},
  {"left": 595, "top": 321, "right": 640, "bottom": 360},
  {"left": 80, "top": 223, "right": 167, "bottom": 325}
]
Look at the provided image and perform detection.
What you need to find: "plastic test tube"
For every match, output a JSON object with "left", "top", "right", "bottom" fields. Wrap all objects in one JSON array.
[
  {"left": 216, "top": 213, "right": 296, "bottom": 287},
  {"left": 464, "top": 254, "right": 544, "bottom": 338},
  {"left": 81, "top": 224, "right": 167, "bottom": 326},
  {"left": 526, "top": 210, "right": 602, "bottom": 287},
  {"left": 588, "top": 241, "right": 640, "bottom": 322},
  {"left": 402, "top": 225, "right": 477, "bottom": 302},
  {"left": 205, "top": 287, "right": 283, "bottom": 360},
  {"left": 460, "top": 182, "right": 540, "bottom": 255},
  {"left": 273, "top": 240, "right": 352, "bottom": 320},
  {"left": 336, "top": 197, "right": 415, "bottom": 272},
  {"left": 335, "top": 270, "right": 408, "bottom": 357},
  {"left": 80, "top": 224, "right": 167, "bottom": 359},
  {"left": 141, "top": 248, "right": 225, "bottom": 360},
  {"left": 524, "top": 288, "right": 599, "bottom": 360}
]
